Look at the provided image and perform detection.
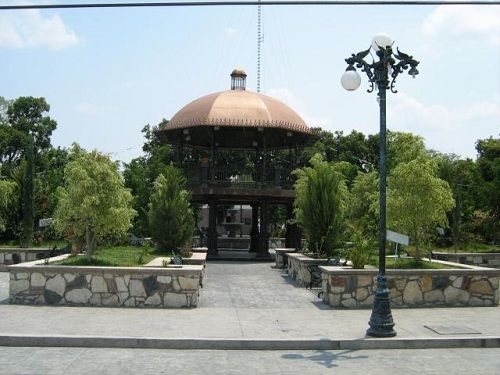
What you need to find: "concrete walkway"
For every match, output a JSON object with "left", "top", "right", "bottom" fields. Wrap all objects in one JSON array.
[{"left": 0, "top": 262, "right": 499, "bottom": 349}]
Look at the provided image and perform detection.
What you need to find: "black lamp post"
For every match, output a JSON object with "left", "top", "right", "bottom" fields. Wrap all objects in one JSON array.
[{"left": 341, "top": 34, "right": 419, "bottom": 338}]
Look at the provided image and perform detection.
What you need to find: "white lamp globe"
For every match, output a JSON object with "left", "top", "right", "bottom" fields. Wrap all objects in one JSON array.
[
  {"left": 371, "top": 33, "right": 393, "bottom": 51},
  {"left": 341, "top": 70, "right": 361, "bottom": 91}
]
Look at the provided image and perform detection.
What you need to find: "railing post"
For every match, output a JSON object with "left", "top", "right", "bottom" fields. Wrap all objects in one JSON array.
[{"left": 274, "top": 165, "right": 282, "bottom": 187}]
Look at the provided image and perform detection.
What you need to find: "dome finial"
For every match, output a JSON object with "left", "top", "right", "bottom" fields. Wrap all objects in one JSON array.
[{"left": 230, "top": 69, "right": 247, "bottom": 90}]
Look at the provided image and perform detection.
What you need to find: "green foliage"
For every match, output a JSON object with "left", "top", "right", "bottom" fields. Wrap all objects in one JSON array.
[
  {"left": 388, "top": 156, "right": 455, "bottom": 259},
  {"left": 435, "top": 153, "right": 478, "bottom": 246},
  {"left": 387, "top": 131, "right": 427, "bottom": 169},
  {"left": 0, "top": 179, "right": 15, "bottom": 232},
  {"left": 53, "top": 145, "right": 136, "bottom": 259},
  {"left": 57, "top": 244, "right": 159, "bottom": 267},
  {"left": 294, "top": 154, "right": 348, "bottom": 258},
  {"left": 20, "top": 138, "right": 35, "bottom": 247},
  {"left": 123, "top": 124, "right": 175, "bottom": 236},
  {"left": 348, "top": 229, "right": 375, "bottom": 269},
  {"left": 348, "top": 171, "right": 379, "bottom": 237},
  {"left": 475, "top": 137, "right": 500, "bottom": 243},
  {"left": 0, "top": 96, "right": 62, "bottom": 244},
  {"left": 369, "top": 257, "right": 449, "bottom": 270},
  {"left": 148, "top": 165, "right": 194, "bottom": 253}
]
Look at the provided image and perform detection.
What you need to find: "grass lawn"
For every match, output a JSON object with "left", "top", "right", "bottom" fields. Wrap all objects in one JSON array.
[
  {"left": 56, "top": 245, "right": 171, "bottom": 267},
  {"left": 369, "top": 257, "right": 451, "bottom": 269},
  {"left": 436, "top": 242, "right": 500, "bottom": 254}
]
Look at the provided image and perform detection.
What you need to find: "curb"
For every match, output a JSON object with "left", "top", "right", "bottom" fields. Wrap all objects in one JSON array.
[{"left": 0, "top": 335, "right": 499, "bottom": 350}]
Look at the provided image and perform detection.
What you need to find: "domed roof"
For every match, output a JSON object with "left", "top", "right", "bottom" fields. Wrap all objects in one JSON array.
[
  {"left": 164, "top": 89, "right": 311, "bottom": 135},
  {"left": 156, "top": 69, "right": 315, "bottom": 150}
]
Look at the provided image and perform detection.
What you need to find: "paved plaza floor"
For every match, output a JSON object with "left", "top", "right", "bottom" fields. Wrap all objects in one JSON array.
[
  {"left": 1, "top": 261, "right": 499, "bottom": 373},
  {"left": 0, "top": 347, "right": 499, "bottom": 375},
  {"left": 0, "top": 261, "right": 499, "bottom": 341}
]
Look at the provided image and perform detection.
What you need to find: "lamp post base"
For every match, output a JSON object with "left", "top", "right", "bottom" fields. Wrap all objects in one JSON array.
[{"left": 366, "top": 275, "right": 397, "bottom": 337}]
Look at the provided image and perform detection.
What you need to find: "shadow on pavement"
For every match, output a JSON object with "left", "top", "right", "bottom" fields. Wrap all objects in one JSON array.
[{"left": 281, "top": 349, "right": 369, "bottom": 368}]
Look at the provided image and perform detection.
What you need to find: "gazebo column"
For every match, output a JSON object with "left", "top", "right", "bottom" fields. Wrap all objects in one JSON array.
[
  {"left": 249, "top": 203, "right": 259, "bottom": 253},
  {"left": 285, "top": 202, "right": 301, "bottom": 249},
  {"left": 207, "top": 200, "right": 218, "bottom": 256},
  {"left": 258, "top": 201, "right": 270, "bottom": 256}
]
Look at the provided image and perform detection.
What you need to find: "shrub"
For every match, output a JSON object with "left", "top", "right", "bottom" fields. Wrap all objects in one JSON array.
[
  {"left": 294, "top": 154, "right": 348, "bottom": 258},
  {"left": 148, "top": 165, "right": 194, "bottom": 253}
]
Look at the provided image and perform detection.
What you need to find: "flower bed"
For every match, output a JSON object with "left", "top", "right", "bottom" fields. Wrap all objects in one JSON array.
[
  {"left": 320, "top": 263, "right": 500, "bottom": 308},
  {"left": 8, "top": 255, "right": 203, "bottom": 308}
]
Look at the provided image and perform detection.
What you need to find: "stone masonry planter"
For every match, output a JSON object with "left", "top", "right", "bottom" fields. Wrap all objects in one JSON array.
[
  {"left": 431, "top": 252, "right": 500, "bottom": 269},
  {"left": 287, "top": 253, "right": 332, "bottom": 286},
  {"left": 320, "top": 263, "right": 500, "bottom": 309},
  {"left": 274, "top": 248, "right": 296, "bottom": 269},
  {"left": 8, "top": 255, "right": 203, "bottom": 308}
]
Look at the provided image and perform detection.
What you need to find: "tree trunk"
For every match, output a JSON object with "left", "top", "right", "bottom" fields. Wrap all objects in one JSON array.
[{"left": 85, "top": 228, "right": 96, "bottom": 260}]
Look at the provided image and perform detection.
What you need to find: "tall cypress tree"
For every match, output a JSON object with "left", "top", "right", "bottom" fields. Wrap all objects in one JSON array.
[{"left": 20, "top": 137, "right": 34, "bottom": 247}]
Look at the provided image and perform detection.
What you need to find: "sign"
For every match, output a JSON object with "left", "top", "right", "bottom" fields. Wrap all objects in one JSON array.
[
  {"left": 39, "top": 218, "right": 53, "bottom": 228},
  {"left": 387, "top": 230, "right": 409, "bottom": 246}
]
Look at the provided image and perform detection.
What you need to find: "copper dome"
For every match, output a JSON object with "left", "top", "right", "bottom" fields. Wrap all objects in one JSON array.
[
  {"left": 165, "top": 90, "right": 311, "bottom": 135},
  {"left": 156, "top": 70, "right": 315, "bottom": 149}
]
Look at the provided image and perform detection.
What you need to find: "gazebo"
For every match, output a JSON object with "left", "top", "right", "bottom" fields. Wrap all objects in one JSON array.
[{"left": 155, "top": 69, "right": 315, "bottom": 257}]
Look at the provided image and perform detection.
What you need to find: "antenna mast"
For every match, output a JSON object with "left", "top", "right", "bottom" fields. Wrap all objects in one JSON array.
[{"left": 257, "top": 0, "right": 263, "bottom": 92}]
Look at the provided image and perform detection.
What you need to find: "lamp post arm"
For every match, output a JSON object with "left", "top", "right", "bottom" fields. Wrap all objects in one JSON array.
[
  {"left": 345, "top": 47, "right": 376, "bottom": 93},
  {"left": 390, "top": 48, "right": 420, "bottom": 93}
]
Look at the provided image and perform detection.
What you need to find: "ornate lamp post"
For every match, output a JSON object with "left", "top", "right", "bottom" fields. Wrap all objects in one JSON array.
[{"left": 341, "top": 34, "right": 419, "bottom": 337}]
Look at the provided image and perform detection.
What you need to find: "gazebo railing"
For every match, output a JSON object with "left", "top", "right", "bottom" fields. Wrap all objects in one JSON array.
[{"left": 184, "top": 166, "right": 294, "bottom": 189}]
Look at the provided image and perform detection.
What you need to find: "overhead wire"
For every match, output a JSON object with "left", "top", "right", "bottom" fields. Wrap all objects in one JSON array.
[{"left": 1, "top": 1, "right": 499, "bottom": 10}]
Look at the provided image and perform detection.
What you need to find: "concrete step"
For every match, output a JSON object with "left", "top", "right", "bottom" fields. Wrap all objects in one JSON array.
[{"left": 1, "top": 334, "right": 499, "bottom": 350}]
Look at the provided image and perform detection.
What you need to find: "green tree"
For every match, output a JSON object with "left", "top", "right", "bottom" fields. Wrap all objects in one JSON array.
[
  {"left": 0, "top": 179, "right": 15, "bottom": 233},
  {"left": 348, "top": 171, "right": 379, "bottom": 238},
  {"left": 20, "top": 138, "right": 34, "bottom": 247},
  {"left": 54, "top": 145, "right": 136, "bottom": 260},
  {"left": 124, "top": 124, "right": 175, "bottom": 236},
  {"left": 436, "top": 154, "right": 478, "bottom": 246},
  {"left": 148, "top": 165, "right": 194, "bottom": 253},
  {"left": 0, "top": 97, "right": 58, "bottom": 244},
  {"left": 293, "top": 153, "right": 348, "bottom": 258},
  {"left": 388, "top": 156, "right": 455, "bottom": 259},
  {"left": 475, "top": 137, "right": 500, "bottom": 243}
]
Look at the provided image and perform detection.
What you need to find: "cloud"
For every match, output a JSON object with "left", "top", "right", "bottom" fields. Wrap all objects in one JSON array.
[
  {"left": 223, "top": 27, "right": 237, "bottom": 38},
  {"left": 388, "top": 92, "right": 500, "bottom": 157},
  {"left": 266, "top": 87, "right": 332, "bottom": 129},
  {"left": 422, "top": 5, "right": 500, "bottom": 45},
  {"left": 0, "top": 9, "right": 79, "bottom": 50},
  {"left": 76, "top": 102, "right": 99, "bottom": 116}
]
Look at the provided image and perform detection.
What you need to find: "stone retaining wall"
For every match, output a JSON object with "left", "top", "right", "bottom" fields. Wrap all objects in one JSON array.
[
  {"left": 0, "top": 248, "right": 52, "bottom": 270},
  {"left": 8, "top": 255, "right": 203, "bottom": 308},
  {"left": 320, "top": 265, "right": 500, "bottom": 308},
  {"left": 287, "top": 253, "right": 331, "bottom": 286},
  {"left": 432, "top": 252, "right": 500, "bottom": 269}
]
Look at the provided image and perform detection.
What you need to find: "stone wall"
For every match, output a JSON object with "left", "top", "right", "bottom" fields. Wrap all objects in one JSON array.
[
  {"left": 432, "top": 252, "right": 500, "bottom": 269},
  {"left": 287, "top": 253, "right": 331, "bottom": 286},
  {"left": 320, "top": 266, "right": 500, "bottom": 308},
  {"left": 9, "top": 255, "right": 203, "bottom": 308},
  {"left": 0, "top": 248, "right": 51, "bottom": 270},
  {"left": 274, "top": 248, "right": 296, "bottom": 269}
]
